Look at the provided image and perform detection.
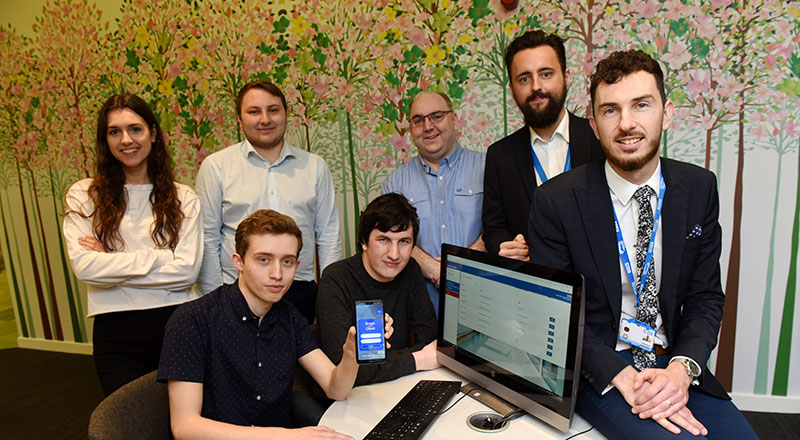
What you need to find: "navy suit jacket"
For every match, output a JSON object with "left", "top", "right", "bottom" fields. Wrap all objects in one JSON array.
[
  {"left": 529, "top": 158, "right": 729, "bottom": 400},
  {"left": 482, "top": 112, "right": 603, "bottom": 254}
]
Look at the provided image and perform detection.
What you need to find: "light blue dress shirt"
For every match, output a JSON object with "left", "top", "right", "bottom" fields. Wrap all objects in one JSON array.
[
  {"left": 381, "top": 144, "right": 485, "bottom": 314},
  {"left": 195, "top": 139, "right": 342, "bottom": 294}
]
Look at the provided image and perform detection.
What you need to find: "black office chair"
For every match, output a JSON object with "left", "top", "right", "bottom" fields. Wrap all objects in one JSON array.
[{"left": 88, "top": 370, "right": 172, "bottom": 440}]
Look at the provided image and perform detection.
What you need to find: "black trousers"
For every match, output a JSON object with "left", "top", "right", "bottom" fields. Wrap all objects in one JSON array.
[
  {"left": 284, "top": 280, "right": 318, "bottom": 325},
  {"left": 92, "top": 304, "right": 179, "bottom": 396}
]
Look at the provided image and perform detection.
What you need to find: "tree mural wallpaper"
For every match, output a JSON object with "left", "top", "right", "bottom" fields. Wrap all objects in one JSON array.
[{"left": 0, "top": 0, "right": 798, "bottom": 399}]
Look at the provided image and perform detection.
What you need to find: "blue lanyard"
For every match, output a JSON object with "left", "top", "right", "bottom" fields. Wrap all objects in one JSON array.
[
  {"left": 531, "top": 143, "right": 571, "bottom": 184},
  {"left": 612, "top": 173, "right": 666, "bottom": 308}
]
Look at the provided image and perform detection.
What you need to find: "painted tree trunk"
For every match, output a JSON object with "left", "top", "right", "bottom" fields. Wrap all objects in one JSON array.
[
  {"left": 49, "top": 167, "right": 84, "bottom": 342},
  {"left": 346, "top": 112, "right": 360, "bottom": 240},
  {"left": 15, "top": 161, "right": 52, "bottom": 340},
  {"left": 0, "top": 191, "right": 29, "bottom": 337},
  {"left": 28, "top": 165, "right": 64, "bottom": 340},
  {"left": 754, "top": 144, "right": 784, "bottom": 393},
  {"left": 772, "top": 135, "right": 800, "bottom": 396},
  {"left": 716, "top": 91, "right": 746, "bottom": 391}
]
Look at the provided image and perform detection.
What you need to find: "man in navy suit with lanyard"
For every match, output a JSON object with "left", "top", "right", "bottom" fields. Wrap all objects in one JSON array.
[
  {"left": 482, "top": 30, "right": 604, "bottom": 260},
  {"left": 529, "top": 49, "right": 757, "bottom": 439}
]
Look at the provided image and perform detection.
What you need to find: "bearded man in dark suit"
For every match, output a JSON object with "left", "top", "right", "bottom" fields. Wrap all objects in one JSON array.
[{"left": 482, "top": 30, "right": 604, "bottom": 260}]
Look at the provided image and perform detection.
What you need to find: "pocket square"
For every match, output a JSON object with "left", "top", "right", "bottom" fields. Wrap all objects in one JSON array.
[{"left": 687, "top": 224, "right": 702, "bottom": 239}]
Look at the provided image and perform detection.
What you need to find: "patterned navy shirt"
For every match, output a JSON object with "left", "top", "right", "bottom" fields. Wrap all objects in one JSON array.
[{"left": 158, "top": 282, "right": 318, "bottom": 428}]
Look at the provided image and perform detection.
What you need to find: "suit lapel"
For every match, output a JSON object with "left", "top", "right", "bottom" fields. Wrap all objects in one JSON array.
[
  {"left": 658, "top": 158, "right": 688, "bottom": 336},
  {"left": 568, "top": 112, "right": 593, "bottom": 165},
  {"left": 512, "top": 126, "right": 537, "bottom": 201},
  {"left": 574, "top": 161, "right": 623, "bottom": 319}
]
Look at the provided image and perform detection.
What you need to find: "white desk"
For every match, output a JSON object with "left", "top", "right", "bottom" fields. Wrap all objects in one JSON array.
[{"left": 319, "top": 368, "right": 607, "bottom": 439}]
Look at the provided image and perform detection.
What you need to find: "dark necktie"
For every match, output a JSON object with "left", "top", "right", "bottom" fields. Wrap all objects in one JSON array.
[{"left": 633, "top": 185, "right": 657, "bottom": 370}]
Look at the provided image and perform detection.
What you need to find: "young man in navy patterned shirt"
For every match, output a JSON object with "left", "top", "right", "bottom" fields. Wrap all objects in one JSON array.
[{"left": 158, "top": 209, "right": 392, "bottom": 439}]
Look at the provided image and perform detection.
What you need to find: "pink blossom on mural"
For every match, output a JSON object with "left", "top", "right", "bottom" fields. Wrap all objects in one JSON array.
[
  {"left": 390, "top": 133, "right": 409, "bottom": 152},
  {"left": 314, "top": 78, "right": 330, "bottom": 96},
  {"left": 662, "top": 40, "right": 691, "bottom": 70},
  {"left": 706, "top": 49, "right": 727, "bottom": 69},
  {"left": 752, "top": 85, "right": 775, "bottom": 104},
  {"left": 661, "top": 0, "right": 685, "bottom": 20},
  {"left": 749, "top": 124, "right": 768, "bottom": 142},
  {"left": 638, "top": 0, "right": 661, "bottom": 18},
  {"left": 655, "top": 36, "right": 667, "bottom": 53},
  {"left": 716, "top": 75, "right": 742, "bottom": 99},
  {"left": 407, "top": 27, "right": 427, "bottom": 46},
  {"left": 695, "top": 15, "right": 716, "bottom": 40},
  {"left": 25, "top": 131, "right": 39, "bottom": 148},
  {"left": 783, "top": 119, "right": 800, "bottom": 136},
  {"left": 582, "top": 60, "right": 594, "bottom": 76},
  {"left": 380, "top": 155, "right": 394, "bottom": 169}
]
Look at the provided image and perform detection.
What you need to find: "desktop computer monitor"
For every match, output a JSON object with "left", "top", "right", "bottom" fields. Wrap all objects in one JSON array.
[{"left": 437, "top": 244, "right": 585, "bottom": 432}]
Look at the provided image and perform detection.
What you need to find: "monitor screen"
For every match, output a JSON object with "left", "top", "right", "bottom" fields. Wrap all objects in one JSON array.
[{"left": 437, "top": 244, "right": 584, "bottom": 432}]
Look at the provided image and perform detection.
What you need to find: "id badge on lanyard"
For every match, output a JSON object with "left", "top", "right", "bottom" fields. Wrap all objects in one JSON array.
[{"left": 613, "top": 173, "right": 666, "bottom": 353}]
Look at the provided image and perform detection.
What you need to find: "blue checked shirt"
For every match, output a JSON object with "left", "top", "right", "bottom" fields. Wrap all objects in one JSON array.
[{"left": 382, "top": 144, "right": 485, "bottom": 311}]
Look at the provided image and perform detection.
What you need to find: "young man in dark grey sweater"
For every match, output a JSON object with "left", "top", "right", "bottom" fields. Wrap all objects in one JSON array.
[{"left": 317, "top": 193, "right": 440, "bottom": 385}]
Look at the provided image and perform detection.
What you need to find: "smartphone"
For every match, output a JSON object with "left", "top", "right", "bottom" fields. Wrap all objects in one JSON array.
[{"left": 355, "top": 300, "right": 386, "bottom": 364}]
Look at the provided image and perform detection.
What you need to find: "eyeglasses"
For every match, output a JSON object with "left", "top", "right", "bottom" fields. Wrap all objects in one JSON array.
[{"left": 409, "top": 110, "right": 453, "bottom": 128}]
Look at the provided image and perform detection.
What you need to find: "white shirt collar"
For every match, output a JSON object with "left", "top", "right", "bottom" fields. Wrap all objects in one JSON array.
[
  {"left": 605, "top": 159, "right": 662, "bottom": 205},
  {"left": 243, "top": 138, "right": 294, "bottom": 165}
]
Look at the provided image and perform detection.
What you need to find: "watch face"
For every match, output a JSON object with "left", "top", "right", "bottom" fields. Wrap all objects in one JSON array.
[{"left": 683, "top": 359, "right": 700, "bottom": 377}]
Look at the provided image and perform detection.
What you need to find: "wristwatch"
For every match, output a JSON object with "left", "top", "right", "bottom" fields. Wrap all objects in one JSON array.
[{"left": 671, "top": 358, "right": 701, "bottom": 385}]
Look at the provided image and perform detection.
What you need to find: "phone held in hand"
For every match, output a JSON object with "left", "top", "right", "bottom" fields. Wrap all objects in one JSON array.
[{"left": 355, "top": 300, "right": 386, "bottom": 364}]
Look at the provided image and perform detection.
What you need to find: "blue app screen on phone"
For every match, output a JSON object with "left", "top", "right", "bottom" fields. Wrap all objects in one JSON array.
[{"left": 356, "top": 301, "right": 385, "bottom": 362}]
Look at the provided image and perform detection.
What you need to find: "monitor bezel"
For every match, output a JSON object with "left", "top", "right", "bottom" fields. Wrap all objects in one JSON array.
[{"left": 437, "top": 244, "right": 585, "bottom": 432}]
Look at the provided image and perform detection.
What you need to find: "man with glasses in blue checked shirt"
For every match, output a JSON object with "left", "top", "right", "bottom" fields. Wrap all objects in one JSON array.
[{"left": 381, "top": 91, "right": 485, "bottom": 316}]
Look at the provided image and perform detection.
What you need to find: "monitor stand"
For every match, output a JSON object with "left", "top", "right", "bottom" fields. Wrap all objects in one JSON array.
[{"left": 461, "top": 382, "right": 520, "bottom": 417}]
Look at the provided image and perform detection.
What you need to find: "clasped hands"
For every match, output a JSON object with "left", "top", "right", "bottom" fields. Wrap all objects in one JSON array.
[{"left": 612, "top": 362, "right": 708, "bottom": 436}]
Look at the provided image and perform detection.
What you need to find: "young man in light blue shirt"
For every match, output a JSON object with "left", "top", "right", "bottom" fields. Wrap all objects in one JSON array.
[
  {"left": 196, "top": 81, "right": 342, "bottom": 324},
  {"left": 381, "top": 91, "right": 485, "bottom": 315}
]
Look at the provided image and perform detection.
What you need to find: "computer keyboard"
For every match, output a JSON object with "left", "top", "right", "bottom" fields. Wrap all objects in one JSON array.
[{"left": 363, "top": 380, "right": 461, "bottom": 440}]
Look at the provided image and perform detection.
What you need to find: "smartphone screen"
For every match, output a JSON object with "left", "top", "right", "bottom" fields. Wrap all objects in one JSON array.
[{"left": 355, "top": 300, "right": 386, "bottom": 364}]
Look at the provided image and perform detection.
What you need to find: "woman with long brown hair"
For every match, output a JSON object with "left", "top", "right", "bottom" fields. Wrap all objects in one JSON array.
[{"left": 64, "top": 94, "right": 202, "bottom": 396}]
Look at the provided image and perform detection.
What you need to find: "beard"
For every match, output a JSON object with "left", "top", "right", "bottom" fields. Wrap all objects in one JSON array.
[
  {"left": 605, "top": 130, "right": 661, "bottom": 172},
  {"left": 516, "top": 83, "right": 568, "bottom": 129}
]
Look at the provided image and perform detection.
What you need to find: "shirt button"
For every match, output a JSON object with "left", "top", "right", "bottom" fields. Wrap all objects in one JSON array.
[
  {"left": 256, "top": 395, "right": 261, "bottom": 400},
  {"left": 242, "top": 316, "right": 247, "bottom": 321},
  {"left": 439, "top": 176, "right": 443, "bottom": 180},
  {"left": 469, "top": 189, "right": 473, "bottom": 194},
  {"left": 440, "top": 200, "right": 444, "bottom": 204},
  {"left": 441, "top": 224, "right": 446, "bottom": 229},
  {"left": 258, "top": 362, "right": 262, "bottom": 367}
]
